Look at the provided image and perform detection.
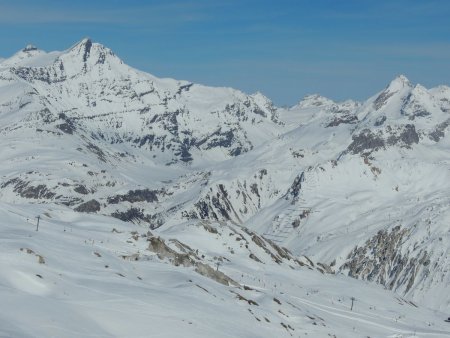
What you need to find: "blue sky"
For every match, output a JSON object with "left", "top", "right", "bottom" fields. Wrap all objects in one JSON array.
[{"left": 0, "top": 0, "right": 449, "bottom": 105}]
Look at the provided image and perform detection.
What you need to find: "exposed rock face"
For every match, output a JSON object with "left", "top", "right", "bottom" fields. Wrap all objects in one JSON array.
[
  {"left": 429, "top": 119, "right": 450, "bottom": 142},
  {"left": 285, "top": 172, "right": 304, "bottom": 201},
  {"left": 56, "top": 113, "right": 77, "bottom": 134},
  {"left": 148, "top": 236, "right": 195, "bottom": 268},
  {"left": 374, "top": 115, "right": 387, "bottom": 127},
  {"left": 326, "top": 113, "right": 358, "bottom": 127},
  {"left": 74, "top": 199, "right": 101, "bottom": 213},
  {"left": 187, "top": 180, "right": 267, "bottom": 224},
  {"left": 195, "top": 262, "right": 239, "bottom": 287},
  {"left": 192, "top": 185, "right": 238, "bottom": 222},
  {"left": 110, "top": 207, "right": 163, "bottom": 227},
  {"left": 145, "top": 222, "right": 328, "bottom": 287},
  {"left": 107, "top": 189, "right": 160, "bottom": 204},
  {"left": 347, "top": 129, "right": 385, "bottom": 155},
  {"left": 1, "top": 178, "right": 56, "bottom": 200},
  {"left": 74, "top": 185, "right": 89, "bottom": 195},
  {"left": 347, "top": 124, "right": 420, "bottom": 155},
  {"left": 374, "top": 90, "right": 397, "bottom": 110},
  {"left": 147, "top": 235, "right": 238, "bottom": 286},
  {"left": 387, "top": 124, "right": 419, "bottom": 147},
  {"left": 341, "top": 226, "right": 430, "bottom": 293}
]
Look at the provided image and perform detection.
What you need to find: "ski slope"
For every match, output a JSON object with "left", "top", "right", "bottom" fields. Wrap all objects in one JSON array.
[{"left": 1, "top": 203, "right": 449, "bottom": 337}]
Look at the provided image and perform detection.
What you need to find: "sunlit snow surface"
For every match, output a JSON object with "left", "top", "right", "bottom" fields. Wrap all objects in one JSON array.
[
  {"left": 1, "top": 40, "right": 450, "bottom": 337},
  {"left": 0, "top": 204, "right": 449, "bottom": 338}
]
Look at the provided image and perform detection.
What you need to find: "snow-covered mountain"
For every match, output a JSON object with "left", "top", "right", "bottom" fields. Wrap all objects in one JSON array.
[
  {"left": 1, "top": 39, "right": 450, "bottom": 337},
  {"left": 1, "top": 39, "right": 281, "bottom": 163}
]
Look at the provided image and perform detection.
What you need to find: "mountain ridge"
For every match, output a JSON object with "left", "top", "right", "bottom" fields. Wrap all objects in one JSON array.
[{"left": 1, "top": 39, "right": 450, "bottom": 335}]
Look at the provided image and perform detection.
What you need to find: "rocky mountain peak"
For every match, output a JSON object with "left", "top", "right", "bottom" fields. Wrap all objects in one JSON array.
[
  {"left": 44, "top": 38, "right": 125, "bottom": 78},
  {"left": 22, "top": 44, "right": 39, "bottom": 52},
  {"left": 0, "top": 45, "right": 50, "bottom": 69},
  {"left": 385, "top": 74, "right": 412, "bottom": 92},
  {"left": 70, "top": 37, "right": 93, "bottom": 62},
  {"left": 367, "top": 75, "right": 414, "bottom": 115},
  {"left": 58, "top": 38, "right": 122, "bottom": 75}
]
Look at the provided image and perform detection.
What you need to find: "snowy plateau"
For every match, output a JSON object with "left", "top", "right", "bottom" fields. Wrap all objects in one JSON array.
[{"left": 0, "top": 39, "right": 449, "bottom": 337}]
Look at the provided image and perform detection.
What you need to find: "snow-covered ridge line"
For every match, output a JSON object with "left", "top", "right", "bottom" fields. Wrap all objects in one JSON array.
[{"left": 1, "top": 38, "right": 450, "bottom": 324}]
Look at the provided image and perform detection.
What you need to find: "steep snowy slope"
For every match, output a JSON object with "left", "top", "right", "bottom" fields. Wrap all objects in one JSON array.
[
  {"left": 1, "top": 202, "right": 449, "bottom": 338},
  {"left": 1, "top": 38, "right": 450, "bottom": 333},
  {"left": 237, "top": 79, "right": 450, "bottom": 310}
]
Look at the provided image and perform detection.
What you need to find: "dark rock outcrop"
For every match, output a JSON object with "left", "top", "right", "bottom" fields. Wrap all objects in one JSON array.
[{"left": 74, "top": 199, "right": 101, "bottom": 213}]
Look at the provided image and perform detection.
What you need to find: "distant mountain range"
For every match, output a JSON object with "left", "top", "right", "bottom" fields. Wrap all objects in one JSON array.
[{"left": 1, "top": 39, "right": 449, "bottom": 337}]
